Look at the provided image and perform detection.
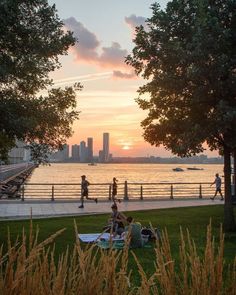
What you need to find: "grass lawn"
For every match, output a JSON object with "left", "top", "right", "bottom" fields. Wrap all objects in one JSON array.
[{"left": 0, "top": 205, "right": 236, "bottom": 281}]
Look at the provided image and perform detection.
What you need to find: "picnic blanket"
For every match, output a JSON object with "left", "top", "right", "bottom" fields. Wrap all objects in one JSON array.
[
  {"left": 78, "top": 233, "right": 124, "bottom": 243},
  {"left": 78, "top": 233, "right": 152, "bottom": 250},
  {"left": 96, "top": 240, "right": 152, "bottom": 250},
  {"left": 97, "top": 240, "right": 125, "bottom": 249}
]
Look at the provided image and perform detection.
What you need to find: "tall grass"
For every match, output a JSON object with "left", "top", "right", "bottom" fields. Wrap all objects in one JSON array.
[{"left": 0, "top": 220, "right": 235, "bottom": 294}]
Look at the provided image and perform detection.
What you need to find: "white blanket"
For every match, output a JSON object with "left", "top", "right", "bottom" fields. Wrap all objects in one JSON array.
[{"left": 78, "top": 233, "right": 123, "bottom": 243}]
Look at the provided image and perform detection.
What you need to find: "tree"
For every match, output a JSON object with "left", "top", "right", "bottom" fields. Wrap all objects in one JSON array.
[
  {"left": 127, "top": 0, "right": 236, "bottom": 231},
  {"left": 0, "top": 0, "right": 81, "bottom": 163}
]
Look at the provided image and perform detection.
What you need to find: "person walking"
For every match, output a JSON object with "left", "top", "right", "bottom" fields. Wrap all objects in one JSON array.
[
  {"left": 79, "top": 175, "right": 98, "bottom": 208},
  {"left": 112, "top": 177, "right": 121, "bottom": 204},
  {"left": 210, "top": 173, "right": 224, "bottom": 200}
]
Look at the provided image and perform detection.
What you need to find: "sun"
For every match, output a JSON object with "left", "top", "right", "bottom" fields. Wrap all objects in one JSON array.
[{"left": 122, "top": 145, "right": 130, "bottom": 150}]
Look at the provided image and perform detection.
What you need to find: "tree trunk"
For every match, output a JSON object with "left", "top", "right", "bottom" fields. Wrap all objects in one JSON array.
[
  {"left": 223, "top": 146, "right": 236, "bottom": 232},
  {"left": 233, "top": 148, "right": 236, "bottom": 196}
]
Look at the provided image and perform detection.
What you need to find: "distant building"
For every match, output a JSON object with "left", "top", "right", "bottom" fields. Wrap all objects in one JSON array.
[
  {"left": 8, "top": 140, "right": 31, "bottom": 164},
  {"left": 62, "top": 144, "right": 69, "bottom": 161},
  {"left": 87, "top": 137, "right": 93, "bottom": 162},
  {"left": 103, "top": 133, "right": 109, "bottom": 163},
  {"left": 49, "top": 144, "right": 69, "bottom": 162},
  {"left": 98, "top": 150, "right": 104, "bottom": 163},
  {"left": 71, "top": 144, "right": 80, "bottom": 162},
  {"left": 79, "top": 141, "right": 87, "bottom": 162}
]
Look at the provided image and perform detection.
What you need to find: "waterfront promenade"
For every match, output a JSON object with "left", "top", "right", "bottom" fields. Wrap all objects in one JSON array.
[{"left": 0, "top": 198, "right": 223, "bottom": 220}]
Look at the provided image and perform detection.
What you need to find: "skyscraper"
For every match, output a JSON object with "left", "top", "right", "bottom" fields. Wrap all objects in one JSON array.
[
  {"left": 87, "top": 137, "right": 93, "bottom": 162},
  {"left": 79, "top": 141, "right": 87, "bottom": 162},
  {"left": 71, "top": 144, "right": 80, "bottom": 162},
  {"left": 103, "top": 133, "right": 109, "bottom": 163},
  {"left": 50, "top": 144, "right": 69, "bottom": 162}
]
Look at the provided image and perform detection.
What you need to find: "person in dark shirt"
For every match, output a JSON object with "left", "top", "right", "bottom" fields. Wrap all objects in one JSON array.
[
  {"left": 112, "top": 177, "right": 121, "bottom": 204},
  {"left": 108, "top": 203, "right": 126, "bottom": 236},
  {"left": 79, "top": 175, "right": 98, "bottom": 208}
]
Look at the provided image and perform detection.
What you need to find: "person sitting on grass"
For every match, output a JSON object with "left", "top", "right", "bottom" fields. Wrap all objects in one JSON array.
[
  {"left": 122, "top": 216, "right": 144, "bottom": 248},
  {"left": 105, "top": 204, "right": 127, "bottom": 237}
]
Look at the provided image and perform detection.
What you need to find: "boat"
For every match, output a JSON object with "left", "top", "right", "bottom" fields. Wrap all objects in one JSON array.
[
  {"left": 187, "top": 167, "right": 203, "bottom": 170},
  {"left": 88, "top": 163, "right": 97, "bottom": 166},
  {"left": 172, "top": 167, "right": 184, "bottom": 172}
]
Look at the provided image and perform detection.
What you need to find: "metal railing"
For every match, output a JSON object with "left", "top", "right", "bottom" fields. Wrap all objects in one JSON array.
[{"left": 19, "top": 181, "right": 221, "bottom": 201}]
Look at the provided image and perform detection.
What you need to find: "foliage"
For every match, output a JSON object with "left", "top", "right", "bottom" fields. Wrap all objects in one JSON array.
[
  {"left": 126, "top": 0, "right": 236, "bottom": 230},
  {"left": 0, "top": 218, "right": 235, "bottom": 294},
  {"left": 0, "top": 0, "right": 81, "bottom": 162},
  {"left": 127, "top": 0, "right": 236, "bottom": 156}
]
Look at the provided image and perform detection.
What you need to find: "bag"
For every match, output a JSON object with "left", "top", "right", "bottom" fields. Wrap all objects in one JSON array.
[
  {"left": 141, "top": 228, "right": 153, "bottom": 240},
  {"left": 141, "top": 227, "right": 161, "bottom": 241}
]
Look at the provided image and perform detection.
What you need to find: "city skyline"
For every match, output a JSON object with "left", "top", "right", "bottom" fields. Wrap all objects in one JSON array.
[
  {"left": 49, "top": 0, "right": 219, "bottom": 158},
  {"left": 62, "top": 132, "right": 111, "bottom": 163}
]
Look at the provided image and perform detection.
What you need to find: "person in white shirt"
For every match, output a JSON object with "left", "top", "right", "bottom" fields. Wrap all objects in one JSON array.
[{"left": 210, "top": 173, "right": 224, "bottom": 201}]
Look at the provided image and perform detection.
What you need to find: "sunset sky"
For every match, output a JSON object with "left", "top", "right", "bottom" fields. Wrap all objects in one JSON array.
[{"left": 48, "top": 0, "right": 218, "bottom": 158}]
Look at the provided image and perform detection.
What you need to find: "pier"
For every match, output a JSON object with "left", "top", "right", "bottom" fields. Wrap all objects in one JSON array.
[{"left": 0, "top": 163, "right": 37, "bottom": 199}]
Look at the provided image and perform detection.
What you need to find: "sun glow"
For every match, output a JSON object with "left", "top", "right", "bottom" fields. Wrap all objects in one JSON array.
[{"left": 122, "top": 145, "right": 131, "bottom": 150}]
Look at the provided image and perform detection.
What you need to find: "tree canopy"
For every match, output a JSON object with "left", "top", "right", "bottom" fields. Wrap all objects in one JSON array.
[
  {"left": 0, "top": 0, "right": 81, "bottom": 163},
  {"left": 127, "top": 0, "right": 236, "bottom": 231}
]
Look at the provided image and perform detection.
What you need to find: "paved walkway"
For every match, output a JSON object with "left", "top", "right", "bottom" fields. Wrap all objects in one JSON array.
[{"left": 0, "top": 198, "right": 223, "bottom": 220}]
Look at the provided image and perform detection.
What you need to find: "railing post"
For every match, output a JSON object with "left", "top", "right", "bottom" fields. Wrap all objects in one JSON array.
[
  {"left": 199, "top": 184, "right": 202, "bottom": 199},
  {"left": 170, "top": 184, "right": 173, "bottom": 199},
  {"left": 51, "top": 185, "right": 54, "bottom": 201},
  {"left": 140, "top": 185, "right": 143, "bottom": 200},
  {"left": 109, "top": 184, "right": 112, "bottom": 200},
  {"left": 124, "top": 181, "right": 129, "bottom": 201},
  {"left": 21, "top": 185, "right": 24, "bottom": 201}
]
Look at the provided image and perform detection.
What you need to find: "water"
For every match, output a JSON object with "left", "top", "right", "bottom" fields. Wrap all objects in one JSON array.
[
  {"left": 28, "top": 163, "right": 224, "bottom": 184},
  {"left": 25, "top": 163, "right": 224, "bottom": 200}
]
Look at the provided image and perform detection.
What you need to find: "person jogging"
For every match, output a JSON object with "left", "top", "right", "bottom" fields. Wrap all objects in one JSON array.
[{"left": 79, "top": 175, "right": 98, "bottom": 208}]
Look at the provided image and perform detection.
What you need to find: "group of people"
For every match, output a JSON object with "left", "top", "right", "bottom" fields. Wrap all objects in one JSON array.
[
  {"left": 78, "top": 173, "right": 224, "bottom": 248},
  {"left": 78, "top": 173, "right": 224, "bottom": 209},
  {"left": 78, "top": 175, "right": 121, "bottom": 208},
  {"left": 107, "top": 203, "right": 144, "bottom": 248},
  {"left": 78, "top": 175, "right": 144, "bottom": 247}
]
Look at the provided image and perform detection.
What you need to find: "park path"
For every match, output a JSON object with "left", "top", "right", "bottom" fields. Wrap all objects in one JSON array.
[{"left": 0, "top": 198, "right": 223, "bottom": 220}]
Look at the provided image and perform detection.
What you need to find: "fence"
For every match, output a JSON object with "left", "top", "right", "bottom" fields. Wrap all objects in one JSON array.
[{"left": 19, "top": 181, "right": 221, "bottom": 201}]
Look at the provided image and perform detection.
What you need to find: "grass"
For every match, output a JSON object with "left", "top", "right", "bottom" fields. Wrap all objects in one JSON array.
[
  {"left": 0, "top": 205, "right": 236, "bottom": 293},
  {"left": 0, "top": 205, "right": 235, "bottom": 269}
]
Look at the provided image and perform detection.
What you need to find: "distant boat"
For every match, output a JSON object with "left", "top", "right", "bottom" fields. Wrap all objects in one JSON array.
[
  {"left": 88, "top": 163, "right": 97, "bottom": 166},
  {"left": 187, "top": 167, "right": 204, "bottom": 170},
  {"left": 172, "top": 167, "right": 184, "bottom": 172}
]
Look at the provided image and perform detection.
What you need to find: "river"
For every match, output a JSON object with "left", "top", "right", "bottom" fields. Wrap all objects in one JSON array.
[{"left": 28, "top": 163, "right": 223, "bottom": 184}]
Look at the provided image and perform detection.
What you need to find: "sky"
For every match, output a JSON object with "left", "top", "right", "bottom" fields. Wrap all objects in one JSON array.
[{"left": 48, "top": 0, "right": 219, "bottom": 158}]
